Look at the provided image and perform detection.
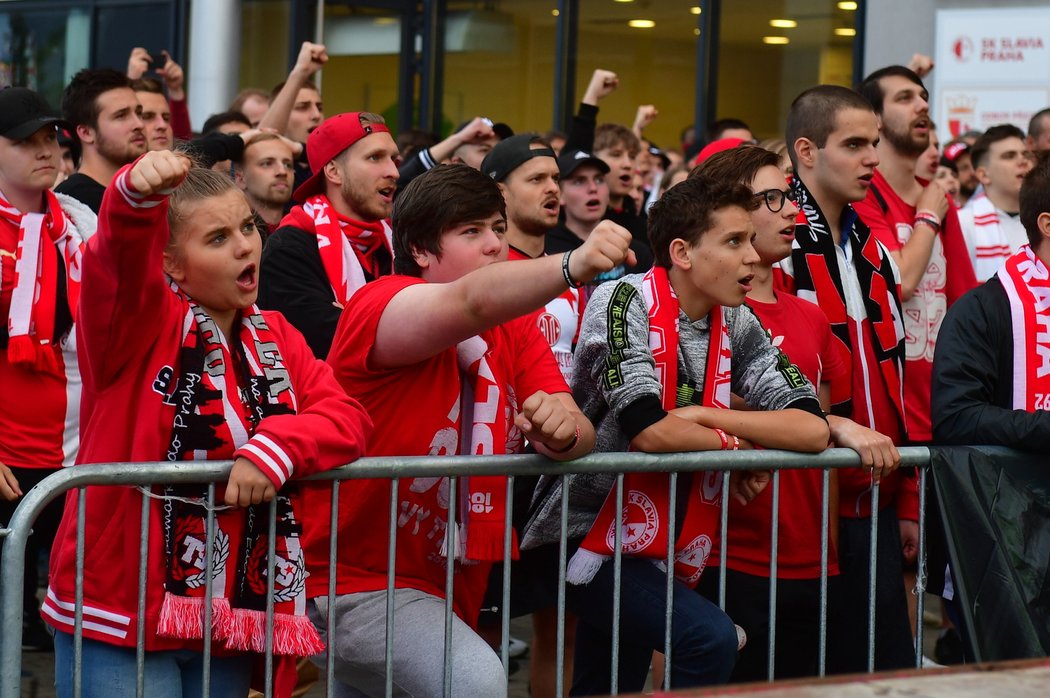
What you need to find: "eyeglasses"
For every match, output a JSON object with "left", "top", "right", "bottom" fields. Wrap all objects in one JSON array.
[{"left": 754, "top": 187, "right": 798, "bottom": 213}]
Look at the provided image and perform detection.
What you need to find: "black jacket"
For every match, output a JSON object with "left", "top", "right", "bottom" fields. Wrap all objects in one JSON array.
[
  {"left": 931, "top": 276, "right": 1050, "bottom": 448},
  {"left": 258, "top": 225, "right": 390, "bottom": 359}
]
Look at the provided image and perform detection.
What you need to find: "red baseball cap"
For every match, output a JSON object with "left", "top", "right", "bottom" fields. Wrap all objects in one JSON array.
[
  {"left": 293, "top": 112, "right": 392, "bottom": 202},
  {"left": 691, "top": 137, "right": 746, "bottom": 168}
]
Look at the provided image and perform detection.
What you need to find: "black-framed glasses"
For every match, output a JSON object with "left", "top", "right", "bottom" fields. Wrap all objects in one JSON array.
[{"left": 754, "top": 188, "right": 798, "bottom": 213}]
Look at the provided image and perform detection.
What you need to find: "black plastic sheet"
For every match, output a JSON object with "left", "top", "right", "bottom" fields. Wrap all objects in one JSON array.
[{"left": 931, "top": 446, "right": 1050, "bottom": 662}]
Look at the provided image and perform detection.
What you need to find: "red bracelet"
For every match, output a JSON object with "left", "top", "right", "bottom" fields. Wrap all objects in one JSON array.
[
  {"left": 730, "top": 434, "right": 740, "bottom": 451},
  {"left": 713, "top": 428, "right": 730, "bottom": 450},
  {"left": 548, "top": 424, "right": 581, "bottom": 454}
]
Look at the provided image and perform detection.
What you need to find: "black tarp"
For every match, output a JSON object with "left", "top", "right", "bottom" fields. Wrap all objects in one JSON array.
[{"left": 931, "top": 446, "right": 1050, "bottom": 662}]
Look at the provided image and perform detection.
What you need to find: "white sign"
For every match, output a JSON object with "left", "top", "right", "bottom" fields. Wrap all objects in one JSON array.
[{"left": 934, "top": 8, "right": 1050, "bottom": 142}]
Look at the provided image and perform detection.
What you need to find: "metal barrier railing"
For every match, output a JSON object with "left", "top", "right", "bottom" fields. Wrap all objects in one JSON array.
[{"left": 0, "top": 447, "right": 932, "bottom": 698}]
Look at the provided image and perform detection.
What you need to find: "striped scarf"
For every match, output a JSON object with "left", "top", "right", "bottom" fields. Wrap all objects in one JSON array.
[{"left": 156, "top": 296, "right": 323, "bottom": 657}]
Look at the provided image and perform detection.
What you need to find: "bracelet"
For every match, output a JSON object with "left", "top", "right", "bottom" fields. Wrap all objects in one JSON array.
[
  {"left": 548, "top": 424, "right": 581, "bottom": 454},
  {"left": 913, "top": 216, "right": 941, "bottom": 234},
  {"left": 915, "top": 209, "right": 942, "bottom": 226},
  {"left": 562, "top": 251, "right": 584, "bottom": 289},
  {"left": 713, "top": 428, "right": 730, "bottom": 450},
  {"left": 730, "top": 434, "right": 740, "bottom": 451}
]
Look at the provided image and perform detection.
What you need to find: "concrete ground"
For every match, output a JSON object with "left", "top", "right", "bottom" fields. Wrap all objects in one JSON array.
[{"left": 19, "top": 601, "right": 950, "bottom": 697}]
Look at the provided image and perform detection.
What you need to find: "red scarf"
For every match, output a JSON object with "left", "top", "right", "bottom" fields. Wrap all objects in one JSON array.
[
  {"left": 445, "top": 334, "right": 517, "bottom": 562},
  {"left": 566, "top": 267, "right": 730, "bottom": 587},
  {"left": 997, "top": 246, "right": 1050, "bottom": 410},
  {"left": 156, "top": 297, "right": 323, "bottom": 657},
  {"left": 3, "top": 189, "right": 86, "bottom": 373},
  {"left": 280, "top": 195, "right": 392, "bottom": 303}
]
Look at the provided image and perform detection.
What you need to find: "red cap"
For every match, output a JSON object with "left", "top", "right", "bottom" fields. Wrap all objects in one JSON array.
[
  {"left": 691, "top": 137, "right": 746, "bottom": 168},
  {"left": 942, "top": 141, "right": 970, "bottom": 163},
  {"left": 293, "top": 112, "right": 392, "bottom": 202}
]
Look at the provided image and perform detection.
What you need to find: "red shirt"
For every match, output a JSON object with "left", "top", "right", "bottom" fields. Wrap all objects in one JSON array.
[
  {"left": 307, "top": 275, "right": 568, "bottom": 625},
  {"left": 507, "top": 246, "right": 582, "bottom": 383},
  {"left": 717, "top": 294, "right": 845, "bottom": 578},
  {"left": 0, "top": 216, "right": 78, "bottom": 469},
  {"left": 854, "top": 169, "right": 977, "bottom": 441}
]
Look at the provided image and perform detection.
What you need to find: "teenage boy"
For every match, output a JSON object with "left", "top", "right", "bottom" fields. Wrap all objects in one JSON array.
[
  {"left": 481, "top": 134, "right": 635, "bottom": 697},
  {"left": 933, "top": 153, "right": 1050, "bottom": 447},
  {"left": 777, "top": 84, "right": 915, "bottom": 673},
  {"left": 302, "top": 163, "right": 632, "bottom": 697},
  {"left": 594, "top": 123, "right": 654, "bottom": 269},
  {"left": 259, "top": 111, "right": 400, "bottom": 357},
  {"left": 235, "top": 133, "right": 297, "bottom": 240},
  {"left": 0, "top": 87, "right": 97, "bottom": 650},
  {"left": 523, "top": 174, "right": 829, "bottom": 694},
  {"left": 957, "top": 124, "right": 1034, "bottom": 280},
  {"left": 546, "top": 147, "right": 648, "bottom": 294},
  {"left": 56, "top": 68, "right": 146, "bottom": 213},
  {"left": 695, "top": 145, "right": 900, "bottom": 681},
  {"left": 854, "top": 66, "right": 978, "bottom": 446},
  {"left": 260, "top": 41, "right": 327, "bottom": 192}
]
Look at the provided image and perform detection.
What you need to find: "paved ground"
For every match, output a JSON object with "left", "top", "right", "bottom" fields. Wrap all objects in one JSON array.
[{"left": 19, "top": 605, "right": 949, "bottom": 697}]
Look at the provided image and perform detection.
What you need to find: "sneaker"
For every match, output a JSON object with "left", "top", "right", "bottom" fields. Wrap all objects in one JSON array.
[
  {"left": 22, "top": 616, "right": 53, "bottom": 652},
  {"left": 921, "top": 654, "right": 945, "bottom": 668},
  {"left": 507, "top": 635, "right": 529, "bottom": 659}
]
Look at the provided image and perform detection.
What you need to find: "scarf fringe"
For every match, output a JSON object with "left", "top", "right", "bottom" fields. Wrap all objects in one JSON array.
[
  {"left": 464, "top": 524, "right": 519, "bottom": 562},
  {"left": 157, "top": 593, "right": 234, "bottom": 641},
  {"left": 439, "top": 523, "right": 468, "bottom": 561},
  {"left": 226, "top": 609, "right": 326, "bottom": 656},
  {"left": 566, "top": 548, "right": 608, "bottom": 586}
]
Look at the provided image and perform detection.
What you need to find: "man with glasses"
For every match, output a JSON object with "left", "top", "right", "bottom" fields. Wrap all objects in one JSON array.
[{"left": 696, "top": 144, "right": 900, "bottom": 681}]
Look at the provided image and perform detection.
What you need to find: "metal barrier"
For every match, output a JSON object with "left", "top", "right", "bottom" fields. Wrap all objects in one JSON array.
[{"left": 0, "top": 447, "right": 932, "bottom": 698}]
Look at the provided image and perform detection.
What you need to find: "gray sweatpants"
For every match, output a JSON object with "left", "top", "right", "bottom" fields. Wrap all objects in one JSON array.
[{"left": 307, "top": 589, "right": 507, "bottom": 698}]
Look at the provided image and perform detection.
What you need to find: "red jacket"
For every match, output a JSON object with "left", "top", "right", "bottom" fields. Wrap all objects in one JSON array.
[{"left": 44, "top": 166, "right": 371, "bottom": 650}]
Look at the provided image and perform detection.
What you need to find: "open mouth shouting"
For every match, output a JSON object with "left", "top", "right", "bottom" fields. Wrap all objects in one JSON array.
[
  {"left": 237, "top": 263, "right": 258, "bottom": 292},
  {"left": 738, "top": 273, "right": 754, "bottom": 293}
]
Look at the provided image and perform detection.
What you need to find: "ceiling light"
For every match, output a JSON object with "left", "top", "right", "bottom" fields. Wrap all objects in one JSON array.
[
  {"left": 690, "top": 6, "right": 701, "bottom": 14},
  {"left": 373, "top": 17, "right": 396, "bottom": 25},
  {"left": 834, "top": 27, "right": 857, "bottom": 36},
  {"left": 837, "top": 1, "right": 858, "bottom": 10},
  {"left": 693, "top": 28, "right": 701, "bottom": 36},
  {"left": 614, "top": 0, "right": 634, "bottom": 3},
  {"left": 770, "top": 19, "right": 797, "bottom": 28},
  {"left": 552, "top": 8, "right": 559, "bottom": 16},
  {"left": 763, "top": 36, "right": 790, "bottom": 45},
  {"left": 628, "top": 19, "right": 655, "bottom": 28}
]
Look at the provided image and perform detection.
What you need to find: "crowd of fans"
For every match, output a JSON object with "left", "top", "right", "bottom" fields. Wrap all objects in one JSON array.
[{"left": 0, "top": 41, "right": 1047, "bottom": 698}]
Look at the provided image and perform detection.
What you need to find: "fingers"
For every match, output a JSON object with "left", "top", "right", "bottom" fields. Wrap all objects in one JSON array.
[
  {"left": 0, "top": 465, "right": 22, "bottom": 501},
  {"left": 226, "top": 458, "right": 277, "bottom": 508},
  {"left": 128, "top": 150, "right": 191, "bottom": 195},
  {"left": 295, "top": 41, "right": 328, "bottom": 74},
  {"left": 127, "top": 47, "right": 150, "bottom": 79},
  {"left": 571, "top": 221, "right": 632, "bottom": 281},
  {"left": 731, "top": 470, "right": 770, "bottom": 506},
  {"left": 517, "top": 392, "right": 576, "bottom": 450}
]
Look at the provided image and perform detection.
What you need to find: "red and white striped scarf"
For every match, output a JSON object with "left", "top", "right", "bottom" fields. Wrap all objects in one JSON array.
[
  {"left": 566, "top": 266, "right": 730, "bottom": 587},
  {"left": 968, "top": 193, "right": 1018, "bottom": 281},
  {"left": 3, "top": 189, "right": 86, "bottom": 373},
  {"left": 156, "top": 296, "right": 323, "bottom": 657},
  {"left": 280, "top": 194, "right": 392, "bottom": 304},
  {"left": 441, "top": 334, "right": 517, "bottom": 562},
  {"left": 997, "top": 246, "right": 1050, "bottom": 411}
]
